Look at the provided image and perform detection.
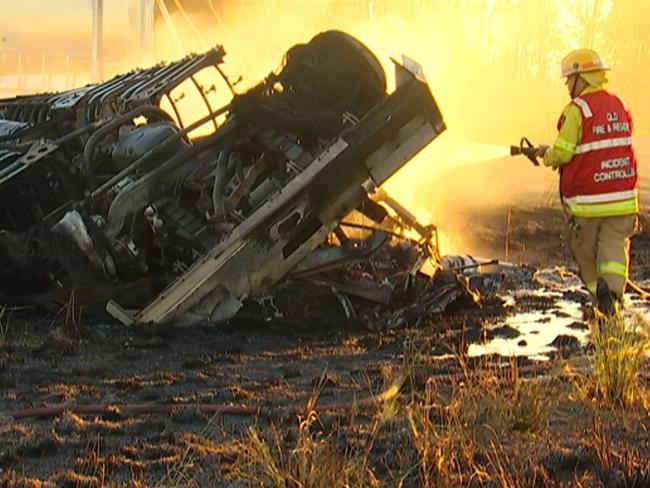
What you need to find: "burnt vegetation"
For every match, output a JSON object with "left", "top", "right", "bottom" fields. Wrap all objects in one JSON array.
[{"left": 1, "top": 3, "right": 650, "bottom": 485}]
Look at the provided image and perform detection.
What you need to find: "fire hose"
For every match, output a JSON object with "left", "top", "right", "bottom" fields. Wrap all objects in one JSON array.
[
  {"left": 0, "top": 363, "right": 553, "bottom": 421},
  {"left": 627, "top": 279, "right": 650, "bottom": 301}
]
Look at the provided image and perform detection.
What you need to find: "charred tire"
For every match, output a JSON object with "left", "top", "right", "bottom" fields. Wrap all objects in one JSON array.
[{"left": 231, "top": 30, "right": 388, "bottom": 138}]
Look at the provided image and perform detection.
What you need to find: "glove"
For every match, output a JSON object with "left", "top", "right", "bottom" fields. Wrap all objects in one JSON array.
[{"left": 534, "top": 144, "right": 549, "bottom": 159}]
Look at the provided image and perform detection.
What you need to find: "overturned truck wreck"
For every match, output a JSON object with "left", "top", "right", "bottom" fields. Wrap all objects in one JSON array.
[{"left": 0, "top": 31, "right": 484, "bottom": 327}]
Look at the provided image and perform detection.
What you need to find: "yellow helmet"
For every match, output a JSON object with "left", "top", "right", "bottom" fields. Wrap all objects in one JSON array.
[{"left": 560, "top": 48, "right": 609, "bottom": 77}]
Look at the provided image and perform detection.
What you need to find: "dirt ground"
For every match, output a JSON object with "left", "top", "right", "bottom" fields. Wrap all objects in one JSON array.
[{"left": 0, "top": 201, "right": 649, "bottom": 487}]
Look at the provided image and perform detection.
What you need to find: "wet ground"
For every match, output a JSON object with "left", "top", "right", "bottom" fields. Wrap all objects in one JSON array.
[{"left": 0, "top": 204, "right": 649, "bottom": 486}]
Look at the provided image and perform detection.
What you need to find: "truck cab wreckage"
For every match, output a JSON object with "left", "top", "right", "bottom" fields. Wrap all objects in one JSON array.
[{"left": 0, "top": 31, "right": 496, "bottom": 328}]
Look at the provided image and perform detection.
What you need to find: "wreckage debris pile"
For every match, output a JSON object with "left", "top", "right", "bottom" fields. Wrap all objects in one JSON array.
[{"left": 0, "top": 30, "right": 451, "bottom": 326}]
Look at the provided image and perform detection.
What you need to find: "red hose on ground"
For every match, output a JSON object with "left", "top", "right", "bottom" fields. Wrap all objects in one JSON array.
[
  {"left": 0, "top": 363, "right": 553, "bottom": 421},
  {"left": 0, "top": 404, "right": 264, "bottom": 420}
]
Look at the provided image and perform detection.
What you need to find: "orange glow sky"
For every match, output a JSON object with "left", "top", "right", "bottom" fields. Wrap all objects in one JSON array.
[{"left": 1, "top": 0, "right": 647, "bottom": 256}]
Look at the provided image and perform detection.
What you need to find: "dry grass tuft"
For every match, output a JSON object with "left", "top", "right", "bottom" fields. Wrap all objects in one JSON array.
[
  {"left": 587, "top": 312, "right": 649, "bottom": 406},
  {"left": 0, "top": 472, "right": 56, "bottom": 488},
  {"left": 454, "top": 360, "right": 548, "bottom": 443},
  {"left": 233, "top": 374, "right": 377, "bottom": 488},
  {"left": 405, "top": 387, "right": 462, "bottom": 487},
  {"left": 55, "top": 470, "right": 102, "bottom": 488},
  {"left": 0, "top": 305, "right": 7, "bottom": 340},
  {"left": 233, "top": 412, "right": 374, "bottom": 488},
  {"left": 483, "top": 438, "right": 551, "bottom": 488},
  {"left": 76, "top": 434, "right": 107, "bottom": 486},
  {"left": 590, "top": 415, "right": 650, "bottom": 487},
  {"left": 61, "top": 288, "right": 87, "bottom": 340},
  {"left": 372, "top": 366, "right": 405, "bottom": 428},
  {"left": 154, "top": 420, "right": 225, "bottom": 487},
  {"left": 405, "top": 358, "right": 549, "bottom": 487}
]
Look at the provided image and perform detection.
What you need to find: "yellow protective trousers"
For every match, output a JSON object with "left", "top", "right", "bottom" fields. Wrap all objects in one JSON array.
[{"left": 567, "top": 213, "right": 638, "bottom": 301}]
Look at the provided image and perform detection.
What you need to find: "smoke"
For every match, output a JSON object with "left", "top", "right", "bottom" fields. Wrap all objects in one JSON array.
[
  {"left": 4, "top": 1, "right": 647, "bottom": 256},
  {"left": 148, "top": 0, "right": 570, "bottom": 255}
]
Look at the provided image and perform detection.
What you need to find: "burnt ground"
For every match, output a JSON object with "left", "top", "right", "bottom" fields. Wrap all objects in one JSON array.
[{"left": 0, "top": 203, "right": 649, "bottom": 487}]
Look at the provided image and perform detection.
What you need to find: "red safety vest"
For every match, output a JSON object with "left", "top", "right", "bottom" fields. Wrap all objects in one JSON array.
[{"left": 558, "top": 90, "right": 638, "bottom": 217}]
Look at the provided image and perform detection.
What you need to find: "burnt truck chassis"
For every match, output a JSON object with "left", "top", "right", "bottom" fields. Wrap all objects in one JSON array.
[{"left": 0, "top": 31, "right": 488, "bottom": 328}]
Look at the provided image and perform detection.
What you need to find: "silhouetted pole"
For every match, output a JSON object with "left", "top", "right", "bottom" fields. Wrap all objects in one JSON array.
[{"left": 91, "top": 0, "right": 104, "bottom": 82}]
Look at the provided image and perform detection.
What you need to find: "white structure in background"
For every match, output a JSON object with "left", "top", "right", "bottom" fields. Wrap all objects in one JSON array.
[
  {"left": 0, "top": 0, "right": 143, "bottom": 95},
  {"left": 128, "top": 0, "right": 155, "bottom": 67}
]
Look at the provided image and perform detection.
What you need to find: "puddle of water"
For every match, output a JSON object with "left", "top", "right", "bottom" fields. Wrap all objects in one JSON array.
[{"left": 468, "top": 289, "right": 650, "bottom": 361}]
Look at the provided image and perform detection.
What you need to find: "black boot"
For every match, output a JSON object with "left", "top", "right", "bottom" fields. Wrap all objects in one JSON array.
[{"left": 596, "top": 278, "right": 620, "bottom": 318}]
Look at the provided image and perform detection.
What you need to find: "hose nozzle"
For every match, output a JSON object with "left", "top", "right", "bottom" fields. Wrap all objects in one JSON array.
[{"left": 511, "top": 137, "right": 539, "bottom": 166}]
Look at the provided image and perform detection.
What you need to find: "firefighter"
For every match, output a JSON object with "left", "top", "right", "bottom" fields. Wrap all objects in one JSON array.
[{"left": 535, "top": 48, "right": 639, "bottom": 317}]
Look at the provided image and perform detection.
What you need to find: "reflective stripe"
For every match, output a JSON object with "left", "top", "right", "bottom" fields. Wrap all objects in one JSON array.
[
  {"left": 586, "top": 280, "right": 598, "bottom": 295},
  {"left": 554, "top": 137, "right": 576, "bottom": 153},
  {"left": 564, "top": 189, "right": 638, "bottom": 205},
  {"left": 565, "top": 197, "right": 638, "bottom": 217},
  {"left": 574, "top": 97, "right": 593, "bottom": 118},
  {"left": 575, "top": 136, "right": 632, "bottom": 154},
  {"left": 598, "top": 261, "right": 627, "bottom": 278}
]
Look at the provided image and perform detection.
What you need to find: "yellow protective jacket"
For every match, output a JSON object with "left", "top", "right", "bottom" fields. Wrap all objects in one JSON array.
[
  {"left": 543, "top": 85, "right": 603, "bottom": 168},
  {"left": 543, "top": 84, "right": 639, "bottom": 217}
]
